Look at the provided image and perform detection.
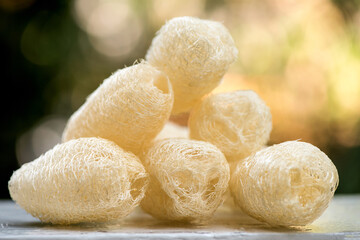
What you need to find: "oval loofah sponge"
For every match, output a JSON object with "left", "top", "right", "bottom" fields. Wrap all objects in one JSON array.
[
  {"left": 230, "top": 141, "right": 339, "bottom": 227},
  {"left": 8, "top": 137, "right": 149, "bottom": 224},
  {"left": 141, "top": 138, "right": 230, "bottom": 223},
  {"left": 62, "top": 61, "right": 174, "bottom": 155},
  {"left": 146, "top": 16, "right": 238, "bottom": 115},
  {"left": 189, "top": 90, "right": 272, "bottom": 161}
]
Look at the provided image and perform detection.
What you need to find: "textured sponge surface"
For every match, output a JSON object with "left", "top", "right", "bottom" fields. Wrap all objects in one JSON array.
[
  {"left": 189, "top": 90, "right": 272, "bottom": 161},
  {"left": 141, "top": 138, "right": 230, "bottom": 223},
  {"left": 8, "top": 137, "right": 149, "bottom": 224},
  {"left": 62, "top": 62, "right": 174, "bottom": 155},
  {"left": 146, "top": 16, "right": 238, "bottom": 114},
  {"left": 230, "top": 141, "right": 339, "bottom": 226}
]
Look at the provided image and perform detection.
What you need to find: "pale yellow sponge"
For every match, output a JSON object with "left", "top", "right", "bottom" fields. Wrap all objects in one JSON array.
[
  {"left": 8, "top": 137, "right": 149, "bottom": 224},
  {"left": 230, "top": 141, "right": 339, "bottom": 227},
  {"left": 189, "top": 90, "right": 272, "bottom": 161},
  {"left": 141, "top": 138, "right": 230, "bottom": 223},
  {"left": 62, "top": 61, "right": 174, "bottom": 155},
  {"left": 146, "top": 16, "right": 238, "bottom": 115}
]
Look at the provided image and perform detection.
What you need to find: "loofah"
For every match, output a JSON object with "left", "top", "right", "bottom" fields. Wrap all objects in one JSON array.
[
  {"left": 146, "top": 16, "right": 238, "bottom": 115},
  {"left": 8, "top": 137, "right": 149, "bottom": 224},
  {"left": 189, "top": 90, "right": 272, "bottom": 161},
  {"left": 230, "top": 141, "right": 339, "bottom": 227},
  {"left": 62, "top": 61, "right": 174, "bottom": 155},
  {"left": 141, "top": 138, "right": 230, "bottom": 223},
  {"left": 155, "top": 121, "right": 189, "bottom": 140}
]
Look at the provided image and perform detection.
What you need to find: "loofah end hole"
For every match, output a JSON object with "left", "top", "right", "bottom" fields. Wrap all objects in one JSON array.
[
  {"left": 297, "top": 186, "right": 323, "bottom": 207},
  {"left": 173, "top": 170, "right": 194, "bottom": 191},
  {"left": 153, "top": 75, "right": 171, "bottom": 95},
  {"left": 289, "top": 168, "right": 324, "bottom": 207},
  {"left": 203, "top": 177, "right": 220, "bottom": 201},
  {"left": 130, "top": 176, "right": 148, "bottom": 200},
  {"left": 289, "top": 168, "right": 302, "bottom": 186}
]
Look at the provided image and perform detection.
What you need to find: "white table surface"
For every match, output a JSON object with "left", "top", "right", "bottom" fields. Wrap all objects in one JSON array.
[{"left": 1, "top": 195, "right": 359, "bottom": 239}]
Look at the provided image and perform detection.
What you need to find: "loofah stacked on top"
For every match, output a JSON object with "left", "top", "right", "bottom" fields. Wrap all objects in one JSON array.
[{"left": 9, "top": 16, "right": 338, "bottom": 227}]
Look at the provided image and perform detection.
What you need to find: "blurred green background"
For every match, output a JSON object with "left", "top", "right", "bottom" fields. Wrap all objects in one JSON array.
[{"left": 1, "top": 0, "right": 359, "bottom": 199}]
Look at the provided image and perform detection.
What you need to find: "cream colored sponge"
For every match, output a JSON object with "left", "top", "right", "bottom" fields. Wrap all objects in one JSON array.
[
  {"left": 146, "top": 16, "right": 238, "bottom": 115},
  {"left": 62, "top": 61, "right": 173, "bottom": 155},
  {"left": 230, "top": 141, "right": 339, "bottom": 227},
  {"left": 141, "top": 138, "right": 230, "bottom": 223},
  {"left": 189, "top": 90, "right": 272, "bottom": 161},
  {"left": 8, "top": 137, "right": 149, "bottom": 224}
]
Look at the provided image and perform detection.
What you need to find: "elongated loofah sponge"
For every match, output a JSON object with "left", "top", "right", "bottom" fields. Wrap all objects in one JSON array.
[
  {"left": 230, "top": 141, "right": 339, "bottom": 227},
  {"left": 189, "top": 90, "right": 272, "bottom": 161},
  {"left": 62, "top": 61, "right": 174, "bottom": 155},
  {"left": 146, "top": 16, "right": 238, "bottom": 115},
  {"left": 8, "top": 137, "right": 149, "bottom": 224},
  {"left": 141, "top": 138, "right": 230, "bottom": 223}
]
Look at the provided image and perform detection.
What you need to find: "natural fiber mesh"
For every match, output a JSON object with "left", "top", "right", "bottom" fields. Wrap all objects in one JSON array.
[
  {"left": 146, "top": 16, "right": 238, "bottom": 115},
  {"left": 141, "top": 138, "right": 230, "bottom": 223},
  {"left": 8, "top": 137, "right": 149, "bottom": 224},
  {"left": 155, "top": 121, "right": 189, "bottom": 140},
  {"left": 230, "top": 141, "right": 339, "bottom": 227},
  {"left": 189, "top": 90, "right": 272, "bottom": 161},
  {"left": 62, "top": 61, "right": 174, "bottom": 155}
]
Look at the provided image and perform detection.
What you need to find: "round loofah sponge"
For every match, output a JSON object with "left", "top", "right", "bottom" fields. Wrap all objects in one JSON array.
[
  {"left": 62, "top": 61, "right": 174, "bottom": 155},
  {"left": 230, "top": 141, "right": 339, "bottom": 227},
  {"left": 141, "top": 138, "right": 230, "bottom": 223},
  {"left": 8, "top": 137, "right": 149, "bottom": 224},
  {"left": 189, "top": 90, "right": 272, "bottom": 161},
  {"left": 146, "top": 16, "right": 238, "bottom": 115}
]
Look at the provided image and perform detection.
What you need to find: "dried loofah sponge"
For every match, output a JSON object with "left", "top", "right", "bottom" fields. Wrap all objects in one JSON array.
[
  {"left": 146, "top": 16, "right": 238, "bottom": 115},
  {"left": 141, "top": 138, "right": 230, "bottom": 223},
  {"left": 62, "top": 61, "right": 174, "bottom": 155},
  {"left": 230, "top": 141, "right": 339, "bottom": 227},
  {"left": 189, "top": 90, "right": 272, "bottom": 161},
  {"left": 8, "top": 137, "right": 149, "bottom": 224}
]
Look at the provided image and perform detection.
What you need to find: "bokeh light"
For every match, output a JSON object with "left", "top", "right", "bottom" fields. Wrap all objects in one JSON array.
[
  {"left": 74, "top": 0, "right": 143, "bottom": 59},
  {"left": 16, "top": 117, "right": 66, "bottom": 166}
]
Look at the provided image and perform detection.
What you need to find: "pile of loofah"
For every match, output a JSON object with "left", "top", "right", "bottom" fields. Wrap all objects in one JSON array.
[{"left": 9, "top": 16, "right": 338, "bottom": 227}]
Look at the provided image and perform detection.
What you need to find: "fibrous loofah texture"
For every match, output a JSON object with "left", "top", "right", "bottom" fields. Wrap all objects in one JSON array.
[
  {"left": 8, "top": 137, "right": 149, "bottom": 224},
  {"left": 62, "top": 61, "right": 174, "bottom": 155},
  {"left": 141, "top": 138, "right": 230, "bottom": 223},
  {"left": 230, "top": 141, "right": 339, "bottom": 227},
  {"left": 189, "top": 90, "right": 272, "bottom": 161},
  {"left": 146, "top": 16, "right": 238, "bottom": 115},
  {"left": 155, "top": 121, "right": 189, "bottom": 140}
]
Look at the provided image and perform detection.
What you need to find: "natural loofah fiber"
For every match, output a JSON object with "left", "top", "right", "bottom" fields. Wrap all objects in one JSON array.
[
  {"left": 8, "top": 137, "right": 149, "bottom": 224},
  {"left": 230, "top": 141, "right": 339, "bottom": 227},
  {"left": 146, "top": 16, "right": 238, "bottom": 115},
  {"left": 189, "top": 90, "right": 272, "bottom": 161},
  {"left": 141, "top": 138, "right": 230, "bottom": 223},
  {"left": 62, "top": 61, "right": 174, "bottom": 155}
]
